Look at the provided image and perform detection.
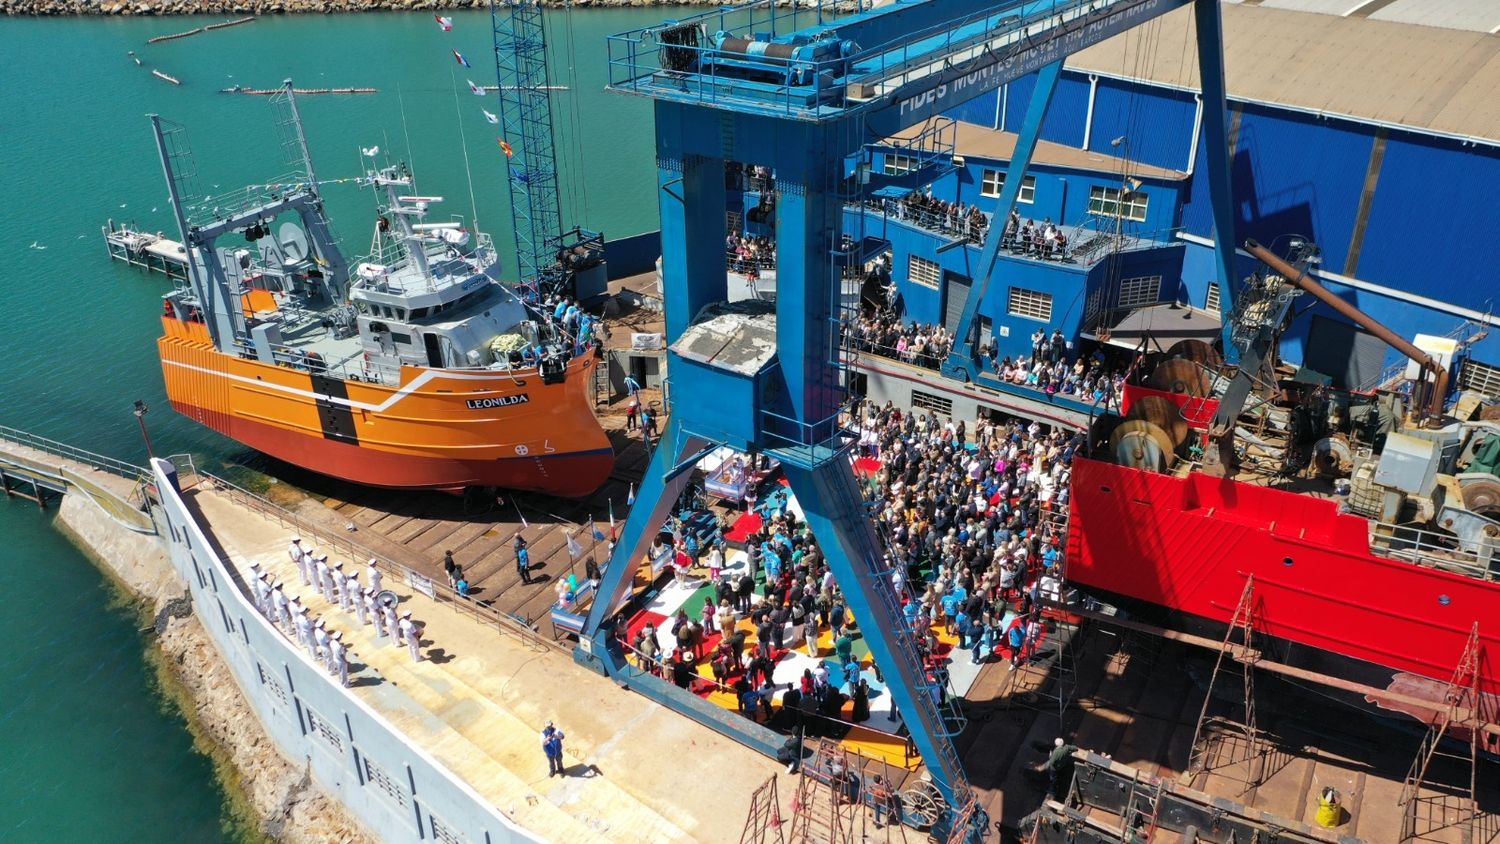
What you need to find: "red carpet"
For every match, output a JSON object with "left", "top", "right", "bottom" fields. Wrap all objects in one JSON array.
[{"left": 725, "top": 511, "right": 763, "bottom": 543}]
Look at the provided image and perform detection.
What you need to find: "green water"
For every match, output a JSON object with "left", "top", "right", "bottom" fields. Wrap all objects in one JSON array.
[{"left": 0, "top": 7, "right": 670, "bottom": 838}]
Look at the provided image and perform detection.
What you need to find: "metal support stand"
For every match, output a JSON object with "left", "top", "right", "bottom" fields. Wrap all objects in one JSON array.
[
  {"left": 1184, "top": 576, "right": 1263, "bottom": 792},
  {"left": 1397, "top": 622, "right": 1493, "bottom": 844},
  {"left": 740, "top": 774, "right": 788, "bottom": 844}
]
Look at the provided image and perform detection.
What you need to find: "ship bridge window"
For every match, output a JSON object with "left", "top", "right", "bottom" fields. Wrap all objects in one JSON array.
[
  {"left": 410, "top": 307, "right": 430, "bottom": 319},
  {"left": 391, "top": 331, "right": 413, "bottom": 346}
]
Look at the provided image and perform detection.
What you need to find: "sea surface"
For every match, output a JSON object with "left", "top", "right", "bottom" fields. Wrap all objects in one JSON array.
[{"left": 0, "top": 7, "right": 674, "bottom": 839}]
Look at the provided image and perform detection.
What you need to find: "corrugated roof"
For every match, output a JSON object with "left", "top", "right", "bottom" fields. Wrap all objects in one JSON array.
[
  {"left": 1064, "top": 3, "right": 1500, "bottom": 142},
  {"left": 1368, "top": 0, "right": 1500, "bottom": 35},
  {"left": 947, "top": 122, "right": 1188, "bottom": 180}
]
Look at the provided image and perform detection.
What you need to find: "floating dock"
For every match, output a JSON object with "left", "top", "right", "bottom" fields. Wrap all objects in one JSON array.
[
  {"left": 150, "top": 69, "right": 181, "bottom": 86},
  {"left": 219, "top": 86, "right": 378, "bottom": 96},
  {"left": 103, "top": 220, "right": 187, "bottom": 281},
  {"left": 147, "top": 16, "right": 254, "bottom": 44}
]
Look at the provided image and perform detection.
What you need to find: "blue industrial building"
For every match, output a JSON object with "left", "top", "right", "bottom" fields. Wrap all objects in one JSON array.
[{"left": 764, "top": 2, "right": 1500, "bottom": 395}]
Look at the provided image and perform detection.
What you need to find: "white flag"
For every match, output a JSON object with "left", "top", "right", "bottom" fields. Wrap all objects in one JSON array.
[
  {"left": 468, "top": 79, "right": 486, "bottom": 96},
  {"left": 627, "top": 483, "right": 636, "bottom": 506},
  {"left": 482, "top": 109, "right": 498, "bottom": 124},
  {"left": 567, "top": 531, "right": 583, "bottom": 560}
]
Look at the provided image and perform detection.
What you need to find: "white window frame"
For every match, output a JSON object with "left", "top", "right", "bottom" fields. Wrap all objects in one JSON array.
[
  {"left": 1007, "top": 286, "right": 1053, "bottom": 322},
  {"left": 883, "top": 153, "right": 916, "bottom": 176},
  {"left": 907, "top": 255, "right": 941, "bottom": 290},
  {"left": 1088, "top": 185, "right": 1148, "bottom": 222},
  {"left": 1116, "top": 275, "right": 1163, "bottom": 309},
  {"left": 980, "top": 169, "right": 1035, "bottom": 202}
]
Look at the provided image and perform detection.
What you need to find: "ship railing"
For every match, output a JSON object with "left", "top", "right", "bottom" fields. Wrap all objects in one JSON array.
[
  {"left": 184, "top": 465, "right": 556, "bottom": 652},
  {"left": 0, "top": 423, "right": 149, "bottom": 482},
  {"left": 181, "top": 170, "right": 312, "bottom": 228},
  {"left": 1368, "top": 519, "right": 1497, "bottom": 581}
]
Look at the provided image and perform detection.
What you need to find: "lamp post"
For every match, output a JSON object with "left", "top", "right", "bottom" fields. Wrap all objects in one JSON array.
[{"left": 133, "top": 399, "right": 155, "bottom": 459}]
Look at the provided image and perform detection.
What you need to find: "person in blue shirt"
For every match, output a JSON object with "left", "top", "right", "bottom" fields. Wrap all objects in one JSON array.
[
  {"left": 541, "top": 721, "right": 566, "bottom": 776},
  {"left": 1007, "top": 622, "right": 1027, "bottom": 670},
  {"left": 622, "top": 373, "right": 642, "bottom": 400}
]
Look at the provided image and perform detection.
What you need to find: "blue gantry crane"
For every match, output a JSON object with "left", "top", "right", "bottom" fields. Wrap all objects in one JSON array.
[
  {"left": 579, "top": 0, "right": 1240, "bottom": 835},
  {"left": 490, "top": 0, "right": 606, "bottom": 299}
]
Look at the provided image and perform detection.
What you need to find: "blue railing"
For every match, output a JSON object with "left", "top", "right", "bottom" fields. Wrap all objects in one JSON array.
[{"left": 604, "top": 0, "right": 1112, "bottom": 120}]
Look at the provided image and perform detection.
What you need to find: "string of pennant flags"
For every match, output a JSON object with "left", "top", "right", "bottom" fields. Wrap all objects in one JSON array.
[{"left": 436, "top": 14, "right": 517, "bottom": 158}]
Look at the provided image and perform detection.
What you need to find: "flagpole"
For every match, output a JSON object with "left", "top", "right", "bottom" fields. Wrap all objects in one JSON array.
[{"left": 448, "top": 65, "right": 482, "bottom": 232}]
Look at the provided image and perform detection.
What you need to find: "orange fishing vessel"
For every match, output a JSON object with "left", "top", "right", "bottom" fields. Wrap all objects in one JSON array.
[{"left": 147, "top": 88, "right": 613, "bottom": 495}]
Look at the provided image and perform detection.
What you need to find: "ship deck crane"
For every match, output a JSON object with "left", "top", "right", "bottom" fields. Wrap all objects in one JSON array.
[{"left": 580, "top": 0, "right": 1242, "bottom": 835}]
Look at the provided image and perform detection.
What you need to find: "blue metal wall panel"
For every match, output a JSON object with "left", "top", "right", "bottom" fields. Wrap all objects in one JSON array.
[
  {"left": 1085, "top": 76, "right": 1198, "bottom": 172},
  {"left": 1001, "top": 75, "right": 1036, "bottom": 134},
  {"left": 1181, "top": 105, "right": 1371, "bottom": 270},
  {"left": 1039, "top": 74, "right": 1092, "bottom": 150},
  {"left": 946, "top": 89, "right": 1000, "bottom": 129},
  {"left": 1354, "top": 136, "right": 1500, "bottom": 307}
]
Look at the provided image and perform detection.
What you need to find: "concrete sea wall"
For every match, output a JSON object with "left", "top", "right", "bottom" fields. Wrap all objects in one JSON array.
[
  {"left": 149, "top": 459, "right": 545, "bottom": 844},
  {"left": 53, "top": 482, "right": 370, "bottom": 843}
]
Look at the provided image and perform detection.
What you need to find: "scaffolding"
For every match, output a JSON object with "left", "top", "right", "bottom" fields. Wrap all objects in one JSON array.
[
  {"left": 740, "top": 774, "right": 787, "bottom": 844},
  {"left": 1397, "top": 622, "right": 1496, "bottom": 844},
  {"left": 1183, "top": 576, "right": 1267, "bottom": 793},
  {"left": 763, "top": 739, "right": 974, "bottom": 844}
]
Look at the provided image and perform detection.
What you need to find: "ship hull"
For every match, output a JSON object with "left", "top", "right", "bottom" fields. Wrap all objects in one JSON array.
[
  {"left": 159, "top": 319, "right": 614, "bottom": 496},
  {"left": 1065, "top": 457, "right": 1500, "bottom": 701}
]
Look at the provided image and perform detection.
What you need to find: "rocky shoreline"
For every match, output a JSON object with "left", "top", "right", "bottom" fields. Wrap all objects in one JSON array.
[
  {"left": 55, "top": 495, "right": 369, "bottom": 844},
  {"left": 4, "top": 0, "right": 698, "bottom": 15}
]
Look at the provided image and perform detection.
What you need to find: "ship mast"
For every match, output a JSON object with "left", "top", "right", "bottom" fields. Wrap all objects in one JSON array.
[{"left": 150, "top": 113, "right": 245, "bottom": 351}]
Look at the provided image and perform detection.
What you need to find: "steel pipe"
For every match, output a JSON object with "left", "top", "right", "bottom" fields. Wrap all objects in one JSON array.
[{"left": 1245, "top": 239, "right": 1449, "bottom": 422}]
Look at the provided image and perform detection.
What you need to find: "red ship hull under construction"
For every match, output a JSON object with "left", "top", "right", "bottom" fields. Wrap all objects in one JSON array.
[{"left": 1065, "top": 456, "right": 1500, "bottom": 704}]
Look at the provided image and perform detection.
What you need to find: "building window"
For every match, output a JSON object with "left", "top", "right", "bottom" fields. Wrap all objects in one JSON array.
[
  {"left": 980, "top": 170, "right": 1035, "bottom": 203},
  {"left": 364, "top": 756, "right": 409, "bottom": 809},
  {"left": 1087, "top": 185, "right": 1148, "bottom": 222},
  {"left": 305, "top": 706, "right": 343, "bottom": 753},
  {"left": 1007, "top": 286, "right": 1053, "bottom": 322},
  {"left": 1205, "top": 283, "right": 1221, "bottom": 313},
  {"left": 725, "top": 210, "right": 741, "bottom": 233},
  {"left": 1116, "top": 275, "right": 1163, "bottom": 309},
  {"left": 910, "top": 389, "right": 953, "bottom": 417},
  {"left": 883, "top": 154, "right": 916, "bottom": 176},
  {"left": 1460, "top": 359, "right": 1500, "bottom": 399},
  {"left": 907, "top": 255, "right": 940, "bottom": 290},
  {"left": 257, "top": 662, "right": 289, "bottom": 708}
]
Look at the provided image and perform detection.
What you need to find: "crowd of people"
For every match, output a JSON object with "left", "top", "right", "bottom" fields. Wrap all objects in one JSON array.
[
  {"left": 843, "top": 309, "right": 1126, "bottom": 406},
  {"left": 1000, "top": 209, "right": 1071, "bottom": 261},
  {"left": 855, "top": 401, "right": 1074, "bottom": 671},
  {"left": 726, "top": 232, "right": 777, "bottom": 275},
  {"left": 875, "top": 191, "right": 990, "bottom": 244},
  {"left": 615, "top": 394, "right": 1078, "bottom": 748}
]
